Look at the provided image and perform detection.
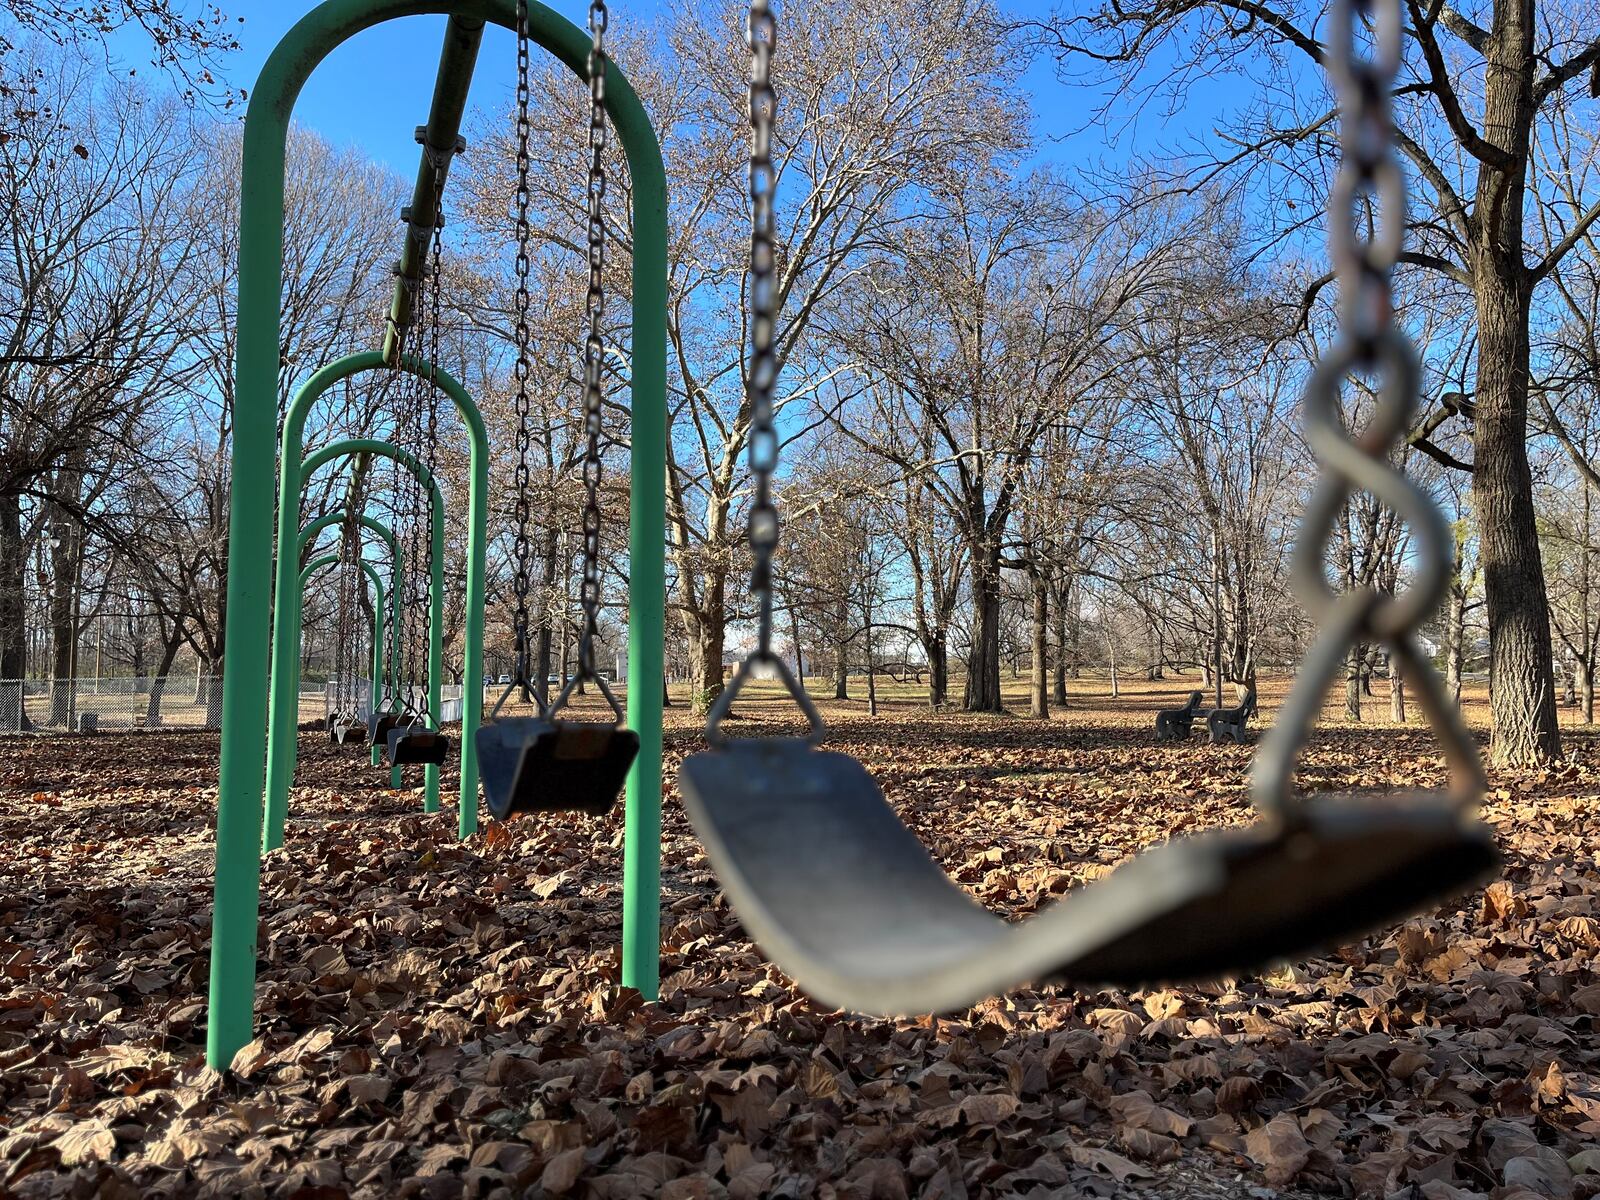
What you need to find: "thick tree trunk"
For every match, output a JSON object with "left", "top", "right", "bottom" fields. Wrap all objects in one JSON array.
[
  {"left": 0, "top": 490, "right": 29, "bottom": 731},
  {"left": 531, "top": 525, "right": 559, "bottom": 705},
  {"left": 1469, "top": 0, "right": 1561, "bottom": 765},
  {"left": 833, "top": 628, "right": 849, "bottom": 700},
  {"left": 48, "top": 519, "right": 77, "bottom": 726},
  {"left": 1582, "top": 662, "right": 1594, "bottom": 725},
  {"left": 145, "top": 634, "right": 184, "bottom": 727},
  {"left": 924, "top": 634, "right": 948, "bottom": 708},
  {"left": 1346, "top": 647, "right": 1362, "bottom": 722},
  {"left": 964, "top": 545, "right": 1003, "bottom": 712},
  {"left": 202, "top": 662, "right": 224, "bottom": 726},
  {"left": 1389, "top": 657, "right": 1406, "bottom": 724},
  {"left": 687, "top": 566, "right": 727, "bottom": 714},
  {"left": 1030, "top": 571, "right": 1048, "bottom": 719},
  {"left": 1446, "top": 571, "right": 1466, "bottom": 707},
  {"left": 1052, "top": 576, "right": 1068, "bottom": 704}
]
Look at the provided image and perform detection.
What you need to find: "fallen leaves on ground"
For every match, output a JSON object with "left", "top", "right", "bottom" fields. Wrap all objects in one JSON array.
[{"left": 0, "top": 693, "right": 1598, "bottom": 1199}]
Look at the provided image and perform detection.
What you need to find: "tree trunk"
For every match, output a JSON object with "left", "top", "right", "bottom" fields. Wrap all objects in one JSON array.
[
  {"left": 964, "top": 544, "right": 1003, "bottom": 712},
  {"left": 1582, "top": 661, "right": 1594, "bottom": 725},
  {"left": 1469, "top": 0, "right": 1561, "bottom": 765},
  {"left": 145, "top": 634, "right": 184, "bottom": 727},
  {"left": 0, "top": 490, "right": 29, "bottom": 731},
  {"left": 687, "top": 567, "right": 727, "bottom": 714},
  {"left": 1030, "top": 571, "right": 1048, "bottom": 719},
  {"left": 925, "top": 633, "right": 948, "bottom": 708},
  {"left": 1389, "top": 656, "right": 1406, "bottom": 724},
  {"left": 1446, "top": 573, "right": 1466, "bottom": 707},
  {"left": 48, "top": 518, "right": 77, "bottom": 726},
  {"left": 203, "top": 661, "right": 223, "bottom": 726},
  {"left": 789, "top": 604, "right": 805, "bottom": 684},
  {"left": 1052, "top": 575, "right": 1069, "bottom": 704},
  {"left": 833, "top": 620, "right": 849, "bottom": 700},
  {"left": 1346, "top": 647, "right": 1362, "bottom": 721},
  {"left": 1108, "top": 629, "right": 1119, "bottom": 698},
  {"left": 527, "top": 525, "right": 559, "bottom": 705}
]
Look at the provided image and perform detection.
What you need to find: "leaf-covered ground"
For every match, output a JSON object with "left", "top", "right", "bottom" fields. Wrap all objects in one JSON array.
[{"left": 2, "top": 678, "right": 1599, "bottom": 1199}]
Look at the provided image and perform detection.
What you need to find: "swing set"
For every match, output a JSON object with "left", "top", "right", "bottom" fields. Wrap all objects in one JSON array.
[
  {"left": 206, "top": 0, "right": 668, "bottom": 1070},
  {"left": 206, "top": 0, "right": 1496, "bottom": 1077}
]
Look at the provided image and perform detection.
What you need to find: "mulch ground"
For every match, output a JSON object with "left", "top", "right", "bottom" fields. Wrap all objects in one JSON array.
[{"left": 2, "top": 689, "right": 1599, "bottom": 1199}]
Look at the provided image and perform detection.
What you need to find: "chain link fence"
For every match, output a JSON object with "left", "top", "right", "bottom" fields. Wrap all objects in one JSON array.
[
  {"left": 0, "top": 676, "right": 478, "bottom": 735},
  {"left": 0, "top": 678, "right": 325, "bottom": 734}
]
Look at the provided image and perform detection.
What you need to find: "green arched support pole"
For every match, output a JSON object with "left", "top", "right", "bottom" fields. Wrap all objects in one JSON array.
[
  {"left": 299, "top": 510, "right": 406, "bottom": 777},
  {"left": 265, "top": 437, "right": 458, "bottom": 843},
  {"left": 207, "top": 0, "right": 667, "bottom": 1070},
  {"left": 302, "top": 550, "right": 390, "bottom": 747}
]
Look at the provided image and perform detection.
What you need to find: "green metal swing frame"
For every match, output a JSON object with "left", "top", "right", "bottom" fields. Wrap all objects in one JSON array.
[
  {"left": 268, "top": 433, "right": 456, "bottom": 837},
  {"left": 298, "top": 509, "right": 406, "bottom": 777},
  {"left": 206, "top": 0, "right": 668, "bottom": 1070},
  {"left": 301, "top": 549, "right": 390, "bottom": 743}
]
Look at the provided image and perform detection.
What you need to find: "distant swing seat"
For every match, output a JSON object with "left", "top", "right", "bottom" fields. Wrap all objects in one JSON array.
[
  {"left": 477, "top": 675, "right": 639, "bottom": 820},
  {"left": 386, "top": 718, "right": 451, "bottom": 766},
  {"left": 1154, "top": 690, "right": 1205, "bottom": 741},
  {"left": 368, "top": 708, "right": 399, "bottom": 747},
  {"left": 1208, "top": 688, "right": 1259, "bottom": 745},
  {"left": 478, "top": 718, "right": 639, "bottom": 819},
  {"left": 328, "top": 712, "right": 365, "bottom": 745}
]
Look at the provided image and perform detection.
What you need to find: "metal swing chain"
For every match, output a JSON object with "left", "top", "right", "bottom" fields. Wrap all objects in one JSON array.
[
  {"left": 704, "top": 0, "right": 823, "bottom": 746},
  {"left": 576, "top": 0, "right": 609, "bottom": 683},
  {"left": 510, "top": 0, "right": 536, "bottom": 694},
  {"left": 423, "top": 153, "right": 446, "bottom": 721},
  {"left": 1250, "top": 0, "right": 1483, "bottom": 817},
  {"left": 400, "top": 296, "right": 427, "bottom": 717},
  {"left": 745, "top": 0, "right": 779, "bottom": 660},
  {"left": 334, "top": 536, "right": 354, "bottom": 717}
]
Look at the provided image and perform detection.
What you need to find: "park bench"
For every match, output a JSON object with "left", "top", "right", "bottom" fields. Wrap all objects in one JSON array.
[
  {"left": 1207, "top": 687, "right": 1258, "bottom": 745},
  {"left": 1154, "top": 690, "right": 1205, "bottom": 741}
]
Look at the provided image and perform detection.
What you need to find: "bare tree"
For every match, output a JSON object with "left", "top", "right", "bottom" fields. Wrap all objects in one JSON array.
[{"left": 1038, "top": 0, "right": 1600, "bottom": 763}]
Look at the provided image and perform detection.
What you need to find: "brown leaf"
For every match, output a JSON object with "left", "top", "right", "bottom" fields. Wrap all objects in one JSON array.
[
  {"left": 1109, "top": 1090, "right": 1192, "bottom": 1138},
  {"left": 957, "top": 1092, "right": 1020, "bottom": 1127},
  {"left": 1244, "top": 1113, "right": 1311, "bottom": 1186},
  {"left": 1118, "top": 1126, "right": 1180, "bottom": 1163},
  {"left": 541, "top": 1146, "right": 588, "bottom": 1195},
  {"left": 54, "top": 1121, "right": 115, "bottom": 1166}
]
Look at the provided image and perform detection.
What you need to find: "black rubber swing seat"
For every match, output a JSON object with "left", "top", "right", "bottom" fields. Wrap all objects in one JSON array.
[
  {"left": 328, "top": 715, "right": 365, "bottom": 745},
  {"left": 678, "top": 739, "right": 1498, "bottom": 1015},
  {"left": 386, "top": 723, "right": 452, "bottom": 767},
  {"left": 368, "top": 709, "right": 399, "bottom": 748},
  {"left": 477, "top": 717, "right": 640, "bottom": 820}
]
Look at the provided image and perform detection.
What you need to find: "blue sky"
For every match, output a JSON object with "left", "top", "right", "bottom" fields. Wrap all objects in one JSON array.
[{"left": 99, "top": 0, "right": 1245, "bottom": 178}]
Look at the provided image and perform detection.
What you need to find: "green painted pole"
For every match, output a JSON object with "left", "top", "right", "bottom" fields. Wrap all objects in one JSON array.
[
  {"left": 209, "top": 0, "right": 664, "bottom": 1071},
  {"left": 298, "top": 510, "right": 405, "bottom": 775}
]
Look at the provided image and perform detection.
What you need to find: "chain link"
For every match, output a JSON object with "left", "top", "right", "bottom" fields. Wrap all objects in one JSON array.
[
  {"left": 1253, "top": 0, "right": 1482, "bottom": 816},
  {"left": 399, "top": 258, "right": 427, "bottom": 713},
  {"left": 576, "top": 0, "right": 610, "bottom": 681},
  {"left": 424, "top": 146, "right": 445, "bottom": 714},
  {"left": 745, "top": 0, "right": 779, "bottom": 658},
  {"left": 699, "top": 0, "right": 832, "bottom": 743},
  {"left": 333, "top": 533, "right": 354, "bottom": 715},
  {"left": 509, "top": 0, "right": 535, "bottom": 691}
]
